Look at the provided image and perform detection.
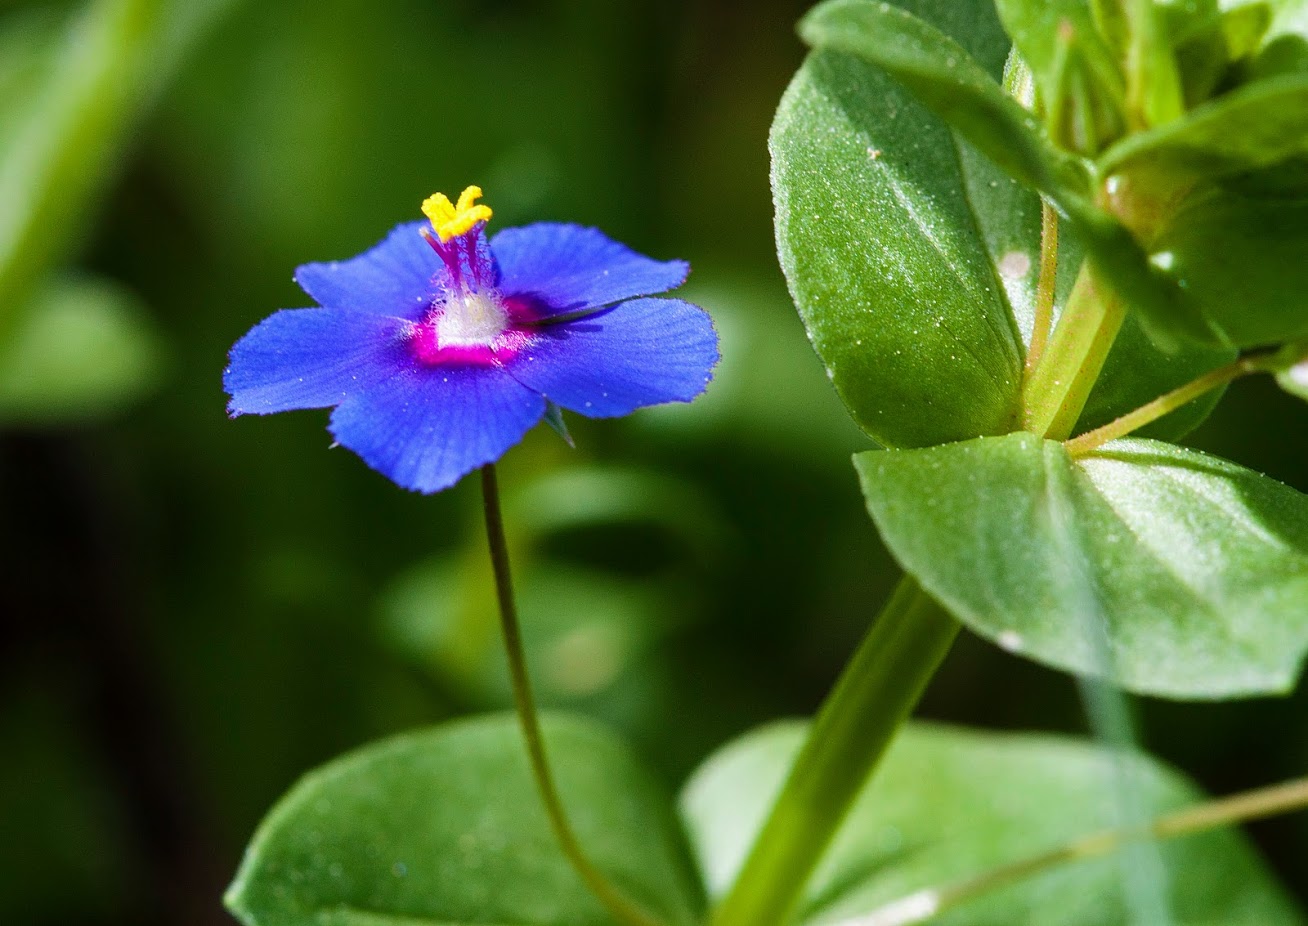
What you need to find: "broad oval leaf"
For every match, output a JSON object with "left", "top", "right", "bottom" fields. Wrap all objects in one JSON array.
[
  {"left": 771, "top": 48, "right": 1024, "bottom": 448},
  {"left": 682, "top": 722, "right": 1302, "bottom": 926},
  {"left": 1152, "top": 187, "right": 1308, "bottom": 348},
  {"left": 856, "top": 432, "right": 1308, "bottom": 698},
  {"left": 226, "top": 713, "right": 703, "bottom": 926}
]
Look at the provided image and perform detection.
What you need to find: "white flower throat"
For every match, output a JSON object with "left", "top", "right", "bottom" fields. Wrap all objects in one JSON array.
[{"left": 436, "top": 287, "right": 509, "bottom": 346}]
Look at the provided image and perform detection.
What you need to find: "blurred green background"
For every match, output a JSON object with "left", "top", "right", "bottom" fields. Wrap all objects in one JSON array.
[{"left": 1, "top": 1, "right": 1306, "bottom": 924}]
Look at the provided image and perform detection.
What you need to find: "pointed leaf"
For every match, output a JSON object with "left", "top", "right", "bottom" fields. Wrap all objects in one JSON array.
[
  {"left": 994, "top": 0, "right": 1126, "bottom": 128},
  {"left": 770, "top": 48, "right": 1025, "bottom": 448},
  {"left": 798, "top": 0, "right": 1088, "bottom": 199},
  {"left": 1123, "top": 0, "right": 1187, "bottom": 126},
  {"left": 856, "top": 432, "right": 1308, "bottom": 698},
  {"left": 1152, "top": 187, "right": 1308, "bottom": 347},
  {"left": 1100, "top": 73, "right": 1308, "bottom": 178},
  {"left": 227, "top": 713, "right": 704, "bottom": 926},
  {"left": 682, "top": 722, "right": 1302, "bottom": 925}
]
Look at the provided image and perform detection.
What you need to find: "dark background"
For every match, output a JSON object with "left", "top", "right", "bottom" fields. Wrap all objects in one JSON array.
[{"left": 2, "top": 1, "right": 1306, "bottom": 924}]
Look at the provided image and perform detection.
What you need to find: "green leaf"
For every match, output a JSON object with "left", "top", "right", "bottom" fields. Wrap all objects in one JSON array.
[
  {"left": 1165, "top": 0, "right": 1232, "bottom": 106},
  {"left": 798, "top": 0, "right": 1089, "bottom": 199},
  {"left": 994, "top": 0, "right": 1126, "bottom": 130},
  {"left": 681, "top": 722, "right": 1303, "bottom": 925},
  {"left": 785, "top": 0, "right": 1228, "bottom": 433},
  {"left": 1223, "top": 1, "right": 1275, "bottom": 60},
  {"left": 1099, "top": 73, "right": 1308, "bottom": 178},
  {"left": 770, "top": 49, "right": 1024, "bottom": 448},
  {"left": 952, "top": 139, "right": 1233, "bottom": 440},
  {"left": 0, "top": 275, "right": 164, "bottom": 425},
  {"left": 855, "top": 432, "right": 1308, "bottom": 698},
  {"left": 1152, "top": 187, "right": 1308, "bottom": 347},
  {"left": 1247, "top": 32, "right": 1308, "bottom": 78},
  {"left": 781, "top": 0, "right": 1202, "bottom": 359},
  {"left": 1123, "top": 0, "right": 1187, "bottom": 126},
  {"left": 1059, "top": 188, "right": 1217, "bottom": 349},
  {"left": 226, "top": 713, "right": 704, "bottom": 926},
  {"left": 1045, "top": 17, "right": 1130, "bottom": 154}
]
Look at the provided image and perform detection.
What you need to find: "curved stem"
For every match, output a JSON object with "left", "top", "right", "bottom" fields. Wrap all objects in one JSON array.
[
  {"left": 1064, "top": 350, "right": 1277, "bottom": 457},
  {"left": 836, "top": 774, "right": 1308, "bottom": 926},
  {"left": 1025, "top": 200, "right": 1060, "bottom": 376},
  {"left": 480, "top": 465, "right": 666, "bottom": 926},
  {"left": 709, "top": 576, "right": 959, "bottom": 926}
]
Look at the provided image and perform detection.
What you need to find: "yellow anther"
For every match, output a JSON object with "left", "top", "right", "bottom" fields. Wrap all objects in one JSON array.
[{"left": 421, "top": 185, "right": 493, "bottom": 242}]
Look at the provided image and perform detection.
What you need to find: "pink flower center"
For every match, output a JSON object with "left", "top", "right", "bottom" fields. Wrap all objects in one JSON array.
[
  {"left": 408, "top": 287, "right": 531, "bottom": 367},
  {"left": 437, "top": 289, "right": 509, "bottom": 346}
]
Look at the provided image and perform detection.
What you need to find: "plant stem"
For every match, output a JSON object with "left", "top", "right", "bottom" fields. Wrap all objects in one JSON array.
[
  {"left": 709, "top": 576, "right": 959, "bottom": 926},
  {"left": 480, "top": 464, "right": 665, "bottom": 926},
  {"left": 836, "top": 774, "right": 1308, "bottom": 926},
  {"left": 1025, "top": 201, "right": 1060, "bottom": 377},
  {"left": 1064, "top": 351, "right": 1277, "bottom": 457},
  {"left": 1022, "top": 261, "right": 1127, "bottom": 441}
]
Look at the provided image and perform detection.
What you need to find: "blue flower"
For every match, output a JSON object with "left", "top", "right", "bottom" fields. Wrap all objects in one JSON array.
[{"left": 224, "top": 187, "right": 719, "bottom": 493}]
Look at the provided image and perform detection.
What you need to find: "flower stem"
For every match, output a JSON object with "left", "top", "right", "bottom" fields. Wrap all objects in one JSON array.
[
  {"left": 836, "top": 773, "right": 1308, "bottom": 926},
  {"left": 1063, "top": 351, "right": 1277, "bottom": 457},
  {"left": 480, "top": 464, "right": 666, "bottom": 926},
  {"left": 1025, "top": 200, "right": 1060, "bottom": 376},
  {"left": 1023, "top": 261, "right": 1127, "bottom": 440},
  {"left": 709, "top": 576, "right": 959, "bottom": 926}
]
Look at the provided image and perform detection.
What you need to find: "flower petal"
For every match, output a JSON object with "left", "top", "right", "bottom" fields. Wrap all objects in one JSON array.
[
  {"left": 294, "top": 221, "right": 444, "bottom": 319},
  {"left": 328, "top": 366, "right": 546, "bottom": 493},
  {"left": 506, "top": 297, "right": 718, "bottom": 417},
  {"left": 491, "top": 223, "right": 688, "bottom": 315},
  {"left": 225, "top": 309, "right": 410, "bottom": 415}
]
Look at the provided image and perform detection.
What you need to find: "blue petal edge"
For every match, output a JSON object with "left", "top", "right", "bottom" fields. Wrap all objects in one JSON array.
[
  {"left": 294, "top": 221, "right": 445, "bottom": 320},
  {"left": 225, "top": 308, "right": 411, "bottom": 415},
  {"left": 491, "top": 223, "right": 688, "bottom": 316},
  {"left": 505, "top": 297, "right": 719, "bottom": 418},
  {"left": 328, "top": 364, "right": 547, "bottom": 493}
]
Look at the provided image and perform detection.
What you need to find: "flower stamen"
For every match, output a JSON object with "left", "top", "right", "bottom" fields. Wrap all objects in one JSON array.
[{"left": 422, "top": 185, "right": 493, "bottom": 242}]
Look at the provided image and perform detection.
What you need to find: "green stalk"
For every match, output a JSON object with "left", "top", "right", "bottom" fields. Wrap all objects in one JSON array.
[
  {"left": 709, "top": 576, "right": 959, "bottom": 926},
  {"left": 1064, "top": 351, "right": 1277, "bottom": 457},
  {"left": 1022, "top": 261, "right": 1127, "bottom": 440},
  {"left": 838, "top": 774, "right": 1308, "bottom": 926},
  {"left": 480, "top": 465, "right": 666, "bottom": 926},
  {"left": 1025, "top": 201, "right": 1060, "bottom": 377}
]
